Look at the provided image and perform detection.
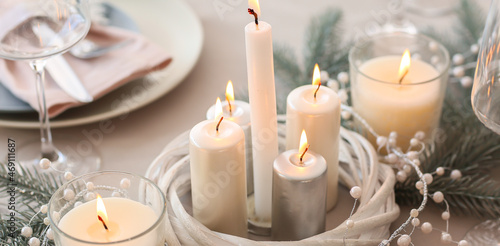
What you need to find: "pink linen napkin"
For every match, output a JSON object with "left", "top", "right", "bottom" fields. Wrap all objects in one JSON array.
[{"left": 0, "top": 24, "right": 172, "bottom": 118}]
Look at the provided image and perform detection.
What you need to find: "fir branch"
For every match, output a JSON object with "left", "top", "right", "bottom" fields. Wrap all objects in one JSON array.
[
  {"left": 456, "top": 0, "right": 485, "bottom": 43},
  {"left": 273, "top": 44, "right": 305, "bottom": 90}
]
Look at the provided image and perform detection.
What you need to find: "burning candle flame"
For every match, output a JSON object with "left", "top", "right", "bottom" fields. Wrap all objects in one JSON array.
[
  {"left": 248, "top": 0, "right": 261, "bottom": 17},
  {"left": 226, "top": 80, "right": 234, "bottom": 114},
  {"left": 96, "top": 194, "right": 109, "bottom": 230},
  {"left": 398, "top": 49, "right": 411, "bottom": 83},
  {"left": 215, "top": 97, "right": 224, "bottom": 132},
  {"left": 299, "top": 130, "right": 309, "bottom": 163},
  {"left": 312, "top": 63, "right": 321, "bottom": 99}
]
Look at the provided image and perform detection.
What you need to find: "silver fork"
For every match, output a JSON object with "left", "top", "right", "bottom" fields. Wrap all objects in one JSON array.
[{"left": 69, "top": 39, "right": 132, "bottom": 59}]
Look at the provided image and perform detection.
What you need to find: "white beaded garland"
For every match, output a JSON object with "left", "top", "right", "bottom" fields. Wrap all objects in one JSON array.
[
  {"left": 350, "top": 186, "right": 362, "bottom": 199},
  {"left": 341, "top": 111, "right": 352, "bottom": 120},
  {"left": 441, "top": 232, "right": 452, "bottom": 244},
  {"left": 39, "top": 158, "right": 51, "bottom": 169},
  {"left": 376, "top": 136, "right": 387, "bottom": 147},
  {"left": 43, "top": 217, "right": 50, "bottom": 225},
  {"left": 429, "top": 41, "right": 439, "bottom": 51},
  {"left": 436, "top": 167, "right": 445, "bottom": 176},
  {"left": 403, "top": 164, "right": 412, "bottom": 174},
  {"left": 86, "top": 182, "right": 95, "bottom": 191},
  {"left": 414, "top": 131, "right": 425, "bottom": 140},
  {"left": 28, "top": 237, "right": 40, "bottom": 246},
  {"left": 431, "top": 55, "right": 439, "bottom": 65},
  {"left": 470, "top": 44, "right": 479, "bottom": 54},
  {"left": 84, "top": 192, "right": 96, "bottom": 201},
  {"left": 52, "top": 211, "right": 60, "bottom": 223},
  {"left": 63, "top": 189, "right": 75, "bottom": 201},
  {"left": 320, "top": 70, "right": 329, "bottom": 82},
  {"left": 21, "top": 226, "right": 33, "bottom": 237},
  {"left": 458, "top": 240, "right": 470, "bottom": 246},
  {"left": 74, "top": 201, "right": 83, "bottom": 207},
  {"left": 415, "top": 181, "right": 424, "bottom": 190},
  {"left": 337, "top": 72, "right": 349, "bottom": 84},
  {"left": 396, "top": 171, "right": 407, "bottom": 183},
  {"left": 388, "top": 138, "right": 397, "bottom": 147},
  {"left": 112, "top": 191, "right": 122, "bottom": 197},
  {"left": 413, "top": 159, "right": 421, "bottom": 167},
  {"left": 450, "top": 169, "right": 462, "bottom": 180},
  {"left": 64, "top": 172, "right": 74, "bottom": 181},
  {"left": 409, "top": 138, "right": 419, "bottom": 147},
  {"left": 433, "top": 191, "right": 445, "bottom": 203},
  {"left": 423, "top": 173, "right": 433, "bottom": 184},
  {"left": 452, "top": 54, "right": 465, "bottom": 65},
  {"left": 410, "top": 209, "right": 419, "bottom": 218},
  {"left": 337, "top": 89, "right": 348, "bottom": 103},
  {"left": 421, "top": 222, "right": 433, "bottom": 234},
  {"left": 389, "top": 131, "right": 398, "bottom": 139},
  {"left": 407, "top": 151, "right": 419, "bottom": 160},
  {"left": 40, "top": 204, "right": 48, "bottom": 214},
  {"left": 452, "top": 66, "right": 465, "bottom": 78},
  {"left": 120, "top": 178, "right": 131, "bottom": 189},
  {"left": 386, "top": 153, "right": 398, "bottom": 164},
  {"left": 346, "top": 219, "right": 355, "bottom": 229},
  {"left": 411, "top": 218, "right": 420, "bottom": 227},
  {"left": 46, "top": 228, "right": 54, "bottom": 240},
  {"left": 397, "top": 234, "right": 411, "bottom": 246},
  {"left": 441, "top": 211, "right": 450, "bottom": 220},
  {"left": 327, "top": 79, "right": 339, "bottom": 92},
  {"left": 460, "top": 76, "right": 473, "bottom": 88}
]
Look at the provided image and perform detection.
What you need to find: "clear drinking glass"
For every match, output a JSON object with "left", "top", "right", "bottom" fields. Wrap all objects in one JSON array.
[
  {"left": 466, "top": 0, "right": 500, "bottom": 244},
  {"left": 0, "top": 0, "right": 100, "bottom": 174}
]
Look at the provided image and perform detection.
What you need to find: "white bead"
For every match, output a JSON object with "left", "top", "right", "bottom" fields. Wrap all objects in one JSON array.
[
  {"left": 458, "top": 240, "right": 469, "bottom": 246},
  {"left": 350, "top": 186, "right": 362, "bottom": 199},
  {"left": 376, "top": 136, "right": 388, "bottom": 147},
  {"left": 46, "top": 228, "right": 54, "bottom": 240},
  {"left": 40, "top": 204, "right": 48, "bottom": 214},
  {"left": 84, "top": 192, "right": 96, "bottom": 201},
  {"left": 413, "top": 159, "right": 421, "bottom": 167},
  {"left": 441, "top": 211, "right": 450, "bottom": 220},
  {"left": 388, "top": 138, "right": 397, "bottom": 147},
  {"left": 346, "top": 219, "right": 355, "bottom": 229},
  {"left": 441, "top": 232, "right": 452, "bottom": 243},
  {"left": 403, "top": 164, "right": 412, "bottom": 174},
  {"left": 421, "top": 222, "right": 433, "bottom": 234},
  {"left": 460, "top": 76, "right": 473, "bottom": 88},
  {"left": 337, "top": 72, "right": 349, "bottom": 84},
  {"left": 63, "top": 189, "right": 75, "bottom": 201},
  {"left": 337, "top": 89, "right": 348, "bottom": 103},
  {"left": 39, "top": 158, "right": 51, "bottom": 169},
  {"left": 414, "top": 131, "right": 425, "bottom": 140},
  {"left": 415, "top": 181, "right": 424, "bottom": 190},
  {"left": 431, "top": 55, "right": 439, "bottom": 65},
  {"left": 436, "top": 167, "right": 445, "bottom": 176},
  {"left": 21, "top": 226, "right": 33, "bottom": 237},
  {"left": 28, "top": 237, "right": 40, "bottom": 246},
  {"left": 52, "top": 211, "right": 60, "bottom": 223},
  {"left": 320, "top": 70, "right": 329, "bottom": 82},
  {"left": 410, "top": 209, "right": 419, "bottom": 218},
  {"left": 86, "top": 182, "right": 95, "bottom": 191},
  {"left": 410, "top": 138, "right": 419, "bottom": 147},
  {"left": 453, "top": 66, "right": 465, "bottom": 78},
  {"left": 43, "top": 217, "right": 50, "bottom": 225},
  {"left": 470, "top": 44, "right": 479, "bottom": 54},
  {"left": 396, "top": 171, "right": 407, "bottom": 183},
  {"left": 327, "top": 79, "right": 339, "bottom": 92},
  {"left": 397, "top": 234, "right": 411, "bottom": 246},
  {"left": 419, "top": 189, "right": 425, "bottom": 195},
  {"left": 341, "top": 111, "right": 351, "bottom": 120},
  {"left": 452, "top": 54, "right": 465, "bottom": 65},
  {"left": 450, "top": 169, "right": 462, "bottom": 180},
  {"left": 112, "top": 191, "right": 121, "bottom": 197},
  {"left": 74, "top": 201, "right": 83, "bottom": 207},
  {"left": 389, "top": 131, "right": 398, "bottom": 139},
  {"left": 411, "top": 218, "right": 420, "bottom": 226},
  {"left": 429, "top": 41, "right": 439, "bottom": 51},
  {"left": 407, "top": 151, "right": 419, "bottom": 160},
  {"left": 64, "top": 172, "right": 74, "bottom": 181},
  {"left": 433, "top": 191, "right": 444, "bottom": 203},
  {"left": 386, "top": 153, "right": 398, "bottom": 164},
  {"left": 120, "top": 178, "right": 131, "bottom": 189},
  {"left": 423, "top": 173, "right": 433, "bottom": 184}
]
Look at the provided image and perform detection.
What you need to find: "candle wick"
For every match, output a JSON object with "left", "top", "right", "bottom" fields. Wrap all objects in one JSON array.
[
  {"left": 299, "top": 144, "right": 310, "bottom": 164},
  {"left": 97, "top": 215, "right": 109, "bottom": 231},
  {"left": 313, "top": 82, "right": 321, "bottom": 99},
  {"left": 226, "top": 97, "right": 233, "bottom": 116},
  {"left": 248, "top": 8, "right": 259, "bottom": 26},
  {"left": 216, "top": 116, "right": 224, "bottom": 133},
  {"left": 399, "top": 70, "right": 409, "bottom": 84}
]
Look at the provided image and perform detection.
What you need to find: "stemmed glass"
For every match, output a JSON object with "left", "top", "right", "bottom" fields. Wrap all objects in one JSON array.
[
  {"left": 467, "top": 0, "right": 500, "bottom": 243},
  {"left": 0, "top": 0, "right": 100, "bottom": 174}
]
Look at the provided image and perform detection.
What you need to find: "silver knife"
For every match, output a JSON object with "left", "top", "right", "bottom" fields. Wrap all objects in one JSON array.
[{"left": 33, "top": 22, "right": 93, "bottom": 103}]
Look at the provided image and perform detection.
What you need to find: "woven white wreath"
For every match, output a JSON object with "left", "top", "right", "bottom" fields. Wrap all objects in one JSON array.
[{"left": 145, "top": 118, "right": 399, "bottom": 246}]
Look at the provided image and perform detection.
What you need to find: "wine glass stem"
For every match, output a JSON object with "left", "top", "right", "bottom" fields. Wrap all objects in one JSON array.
[{"left": 30, "top": 59, "right": 58, "bottom": 161}]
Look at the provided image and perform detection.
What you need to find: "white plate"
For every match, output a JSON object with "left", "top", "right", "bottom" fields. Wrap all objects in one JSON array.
[{"left": 0, "top": 0, "right": 203, "bottom": 128}]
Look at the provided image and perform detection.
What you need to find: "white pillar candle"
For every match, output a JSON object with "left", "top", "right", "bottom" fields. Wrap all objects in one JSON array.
[
  {"left": 352, "top": 54, "right": 443, "bottom": 145},
  {"left": 285, "top": 64, "right": 341, "bottom": 210},
  {"left": 190, "top": 98, "right": 248, "bottom": 237},
  {"left": 206, "top": 81, "right": 253, "bottom": 196},
  {"left": 245, "top": 0, "right": 279, "bottom": 221},
  {"left": 272, "top": 130, "right": 327, "bottom": 240},
  {"left": 57, "top": 197, "right": 158, "bottom": 245}
]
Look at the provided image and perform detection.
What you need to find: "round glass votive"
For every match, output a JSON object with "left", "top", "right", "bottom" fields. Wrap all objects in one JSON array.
[
  {"left": 349, "top": 32, "right": 450, "bottom": 149},
  {"left": 48, "top": 171, "right": 166, "bottom": 246}
]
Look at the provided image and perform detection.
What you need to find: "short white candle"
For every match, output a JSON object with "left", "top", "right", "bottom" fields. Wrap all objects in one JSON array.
[
  {"left": 57, "top": 197, "right": 157, "bottom": 245},
  {"left": 245, "top": 0, "right": 279, "bottom": 221},
  {"left": 190, "top": 98, "right": 248, "bottom": 237},
  {"left": 352, "top": 53, "right": 443, "bottom": 145},
  {"left": 206, "top": 81, "right": 253, "bottom": 196},
  {"left": 286, "top": 64, "right": 341, "bottom": 210}
]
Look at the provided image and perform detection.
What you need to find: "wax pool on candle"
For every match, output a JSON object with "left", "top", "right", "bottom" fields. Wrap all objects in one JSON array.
[
  {"left": 57, "top": 197, "right": 157, "bottom": 245},
  {"left": 190, "top": 103, "right": 248, "bottom": 237},
  {"left": 352, "top": 55, "right": 443, "bottom": 145}
]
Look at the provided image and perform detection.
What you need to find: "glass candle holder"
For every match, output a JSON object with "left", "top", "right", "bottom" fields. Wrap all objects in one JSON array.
[
  {"left": 48, "top": 171, "right": 166, "bottom": 246},
  {"left": 349, "top": 32, "right": 450, "bottom": 149}
]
